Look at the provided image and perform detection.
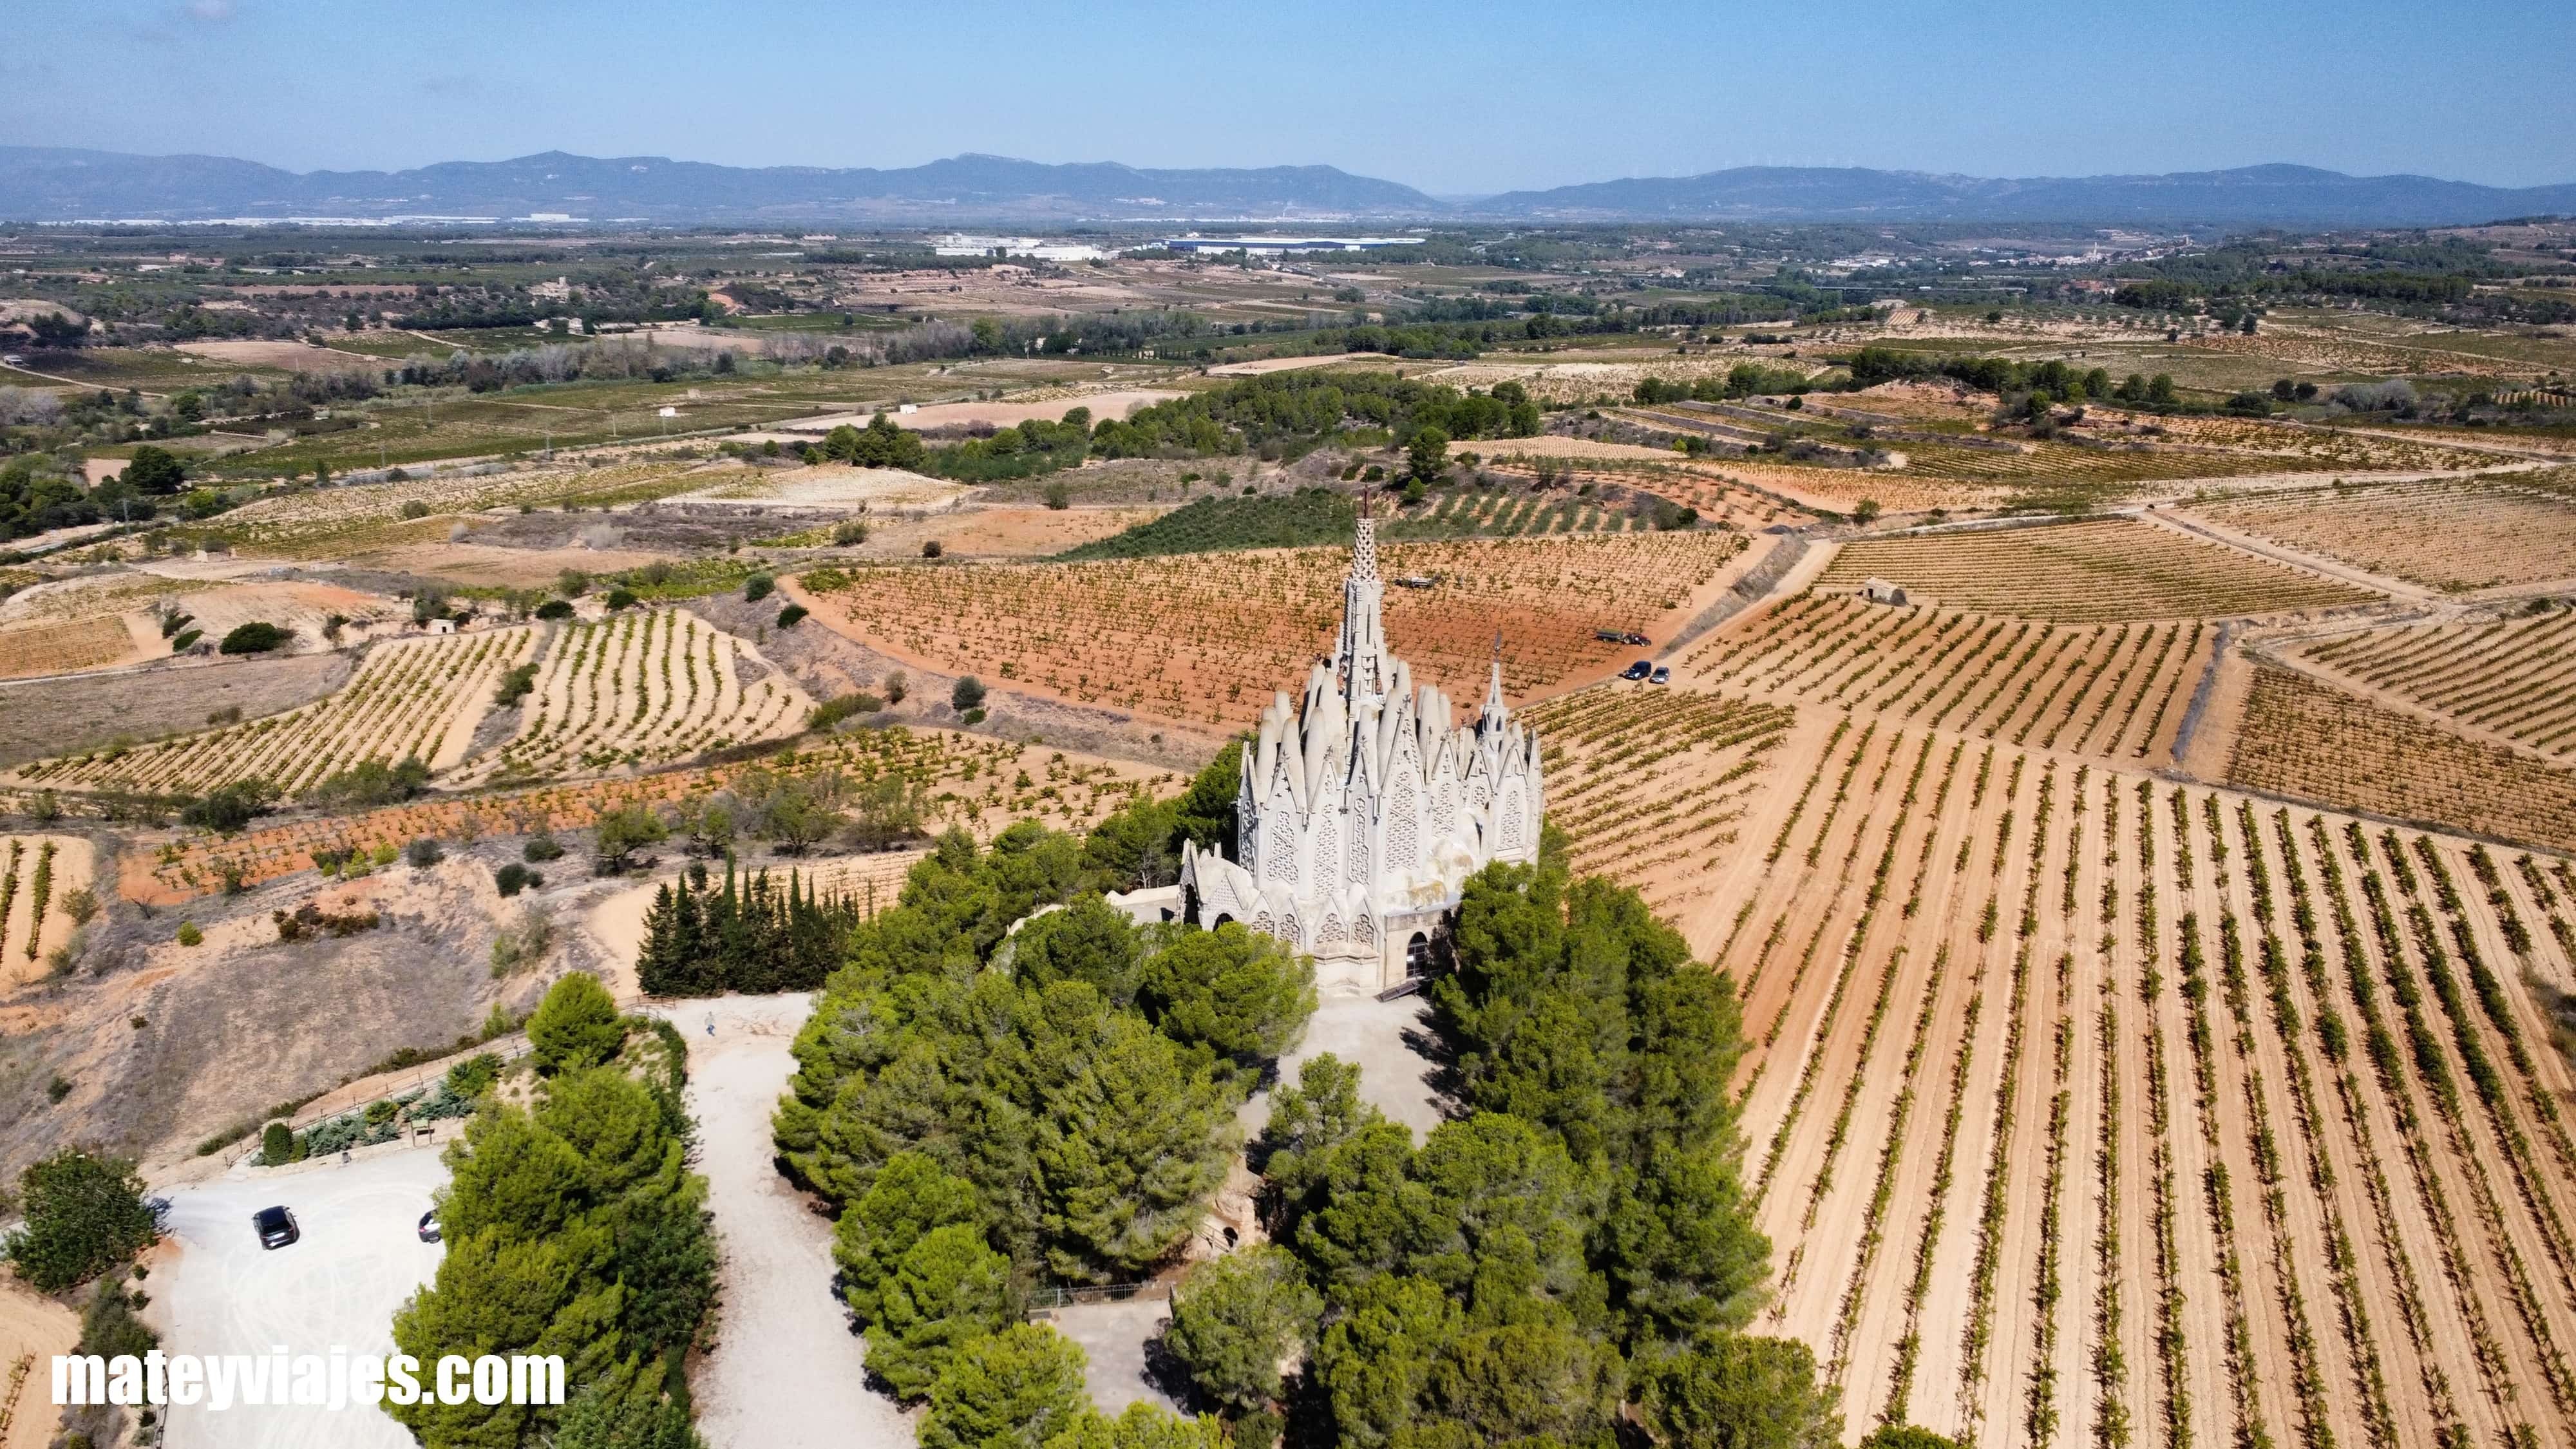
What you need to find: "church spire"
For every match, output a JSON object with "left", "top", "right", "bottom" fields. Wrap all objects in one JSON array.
[
  {"left": 1482, "top": 627, "right": 1508, "bottom": 723},
  {"left": 1336, "top": 489, "right": 1389, "bottom": 701}
]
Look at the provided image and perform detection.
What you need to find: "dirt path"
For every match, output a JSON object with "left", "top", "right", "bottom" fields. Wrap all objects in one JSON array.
[
  {"left": 662, "top": 992, "right": 912, "bottom": 1449},
  {"left": 2145, "top": 507, "right": 2428, "bottom": 603},
  {"left": 0, "top": 1281, "right": 76, "bottom": 1449}
]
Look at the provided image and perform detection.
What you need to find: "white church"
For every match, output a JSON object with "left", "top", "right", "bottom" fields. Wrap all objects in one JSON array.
[{"left": 1173, "top": 502, "right": 1546, "bottom": 991}]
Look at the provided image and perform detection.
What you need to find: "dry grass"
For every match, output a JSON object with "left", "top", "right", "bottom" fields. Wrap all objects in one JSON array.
[
  {"left": 2193, "top": 478, "right": 2576, "bottom": 594},
  {"left": 1815, "top": 518, "right": 2380, "bottom": 621}
]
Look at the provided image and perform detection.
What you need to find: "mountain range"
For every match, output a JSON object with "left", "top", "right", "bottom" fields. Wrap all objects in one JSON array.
[{"left": 4, "top": 147, "right": 2570, "bottom": 229}]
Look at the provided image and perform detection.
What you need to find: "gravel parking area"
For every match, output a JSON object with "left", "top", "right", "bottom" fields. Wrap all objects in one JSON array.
[{"left": 155, "top": 1147, "right": 448, "bottom": 1449}]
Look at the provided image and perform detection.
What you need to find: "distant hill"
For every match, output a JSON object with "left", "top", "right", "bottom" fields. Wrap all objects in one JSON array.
[
  {"left": 0, "top": 147, "right": 1444, "bottom": 223},
  {"left": 3, "top": 147, "right": 2568, "bottom": 229},
  {"left": 1470, "top": 163, "right": 2576, "bottom": 227}
]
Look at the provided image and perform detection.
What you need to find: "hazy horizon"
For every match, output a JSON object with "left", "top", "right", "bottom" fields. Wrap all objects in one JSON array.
[{"left": 8, "top": 0, "right": 2572, "bottom": 196}]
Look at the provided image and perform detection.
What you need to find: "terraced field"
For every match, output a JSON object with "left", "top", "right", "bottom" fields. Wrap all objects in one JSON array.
[
  {"left": 6, "top": 626, "right": 541, "bottom": 796},
  {"left": 1687, "top": 592, "right": 2208, "bottom": 764},
  {"left": 453, "top": 608, "right": 811, "bottom": 786},
  {"left": 2228, "top": 663, "right": 2576, "bottom": 854},
  {"left": 2299, "top": 611, "right": 2576, "bottom": 761},
  {"left": 0, "top": 833, "right": 93, "bottom": 985},
  {"left": 797, "top": 531, "right": 1747, "bottom": 734},
  {"left": 1815, "top": 518, "right": 2381, "bottom": 621},
  {"left": 129, "top": 725, "right": 1168, "bottom": 902},
  {"left": 2193, "top": 478, "right": 2576, "bottom": 594}
]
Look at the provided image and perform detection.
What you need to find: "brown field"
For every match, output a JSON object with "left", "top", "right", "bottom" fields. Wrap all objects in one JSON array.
[
  {"left": 1815, "top": 519, "right": 2382, "bottom": 621},
  {"left": 791, "top": 531, "right": 1752, "bottom": 734},
  {"left": 8, "top": 625, "right": 542, "bottom": 797},
  {"left": 2298, "top": 611, "right": 2576, "bottom": 762},
  {"left": 2227, "top": 663, "right": 2576, "bottom": 853},
  {"left": 1550, "top": 695, "right": 2576, "bottom": 1448},
  {"left": 2191, "top": 478, "right": 2576, "bottom": 594},
  {"left": 122, "top": 724, "right": 1171, "bottom": 904},
  {"left": 1683, "top": 592, "right": 2210, "bottom": 765},
  {"left": 0, "top": 614, "right": 147, "bottom": 679}
]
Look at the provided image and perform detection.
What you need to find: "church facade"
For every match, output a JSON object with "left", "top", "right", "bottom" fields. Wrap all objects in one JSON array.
[{"left": 1178, "top": 506, "right": 1544, "bottom": 991}]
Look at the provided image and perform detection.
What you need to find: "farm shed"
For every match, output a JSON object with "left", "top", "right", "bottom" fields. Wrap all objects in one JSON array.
[{"left": 1861, "top": 576, "right": 1908, "bottom": 605}]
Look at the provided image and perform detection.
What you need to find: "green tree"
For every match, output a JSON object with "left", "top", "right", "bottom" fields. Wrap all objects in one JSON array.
[
  {"left": 1256, "top": 1053, "right": 1378, "bottom": 1227},
  {"left": 833, "top": 1151, "right": 985, "bottom": 1323},
  {"left": 1163, "top": 1245, "right": 1321, "bottom": 1412},
  {"left": 951, "top": 676, "right": 987, "bottom": 713},
  {"left": 867, "top": 1222, "right": 1016, "bottom": 1399},
  {"left": 1137, "top": 923, "right": 1316, "bottom": 1066},
  {"left": 121, "top": 446, "right": 187, "bottom": 496},
  {"left": 1314, "top": 1273, "right": 1460, "bottom": 1447},
  {"left": 1641, "top": 1334, "right": 1841, "bottom": 1449},
  {"left": 1404, "top": 426, "right": 1450, "bottom": 486},
  {"left": 1042, "top": 1402, "right": 1226, "bottom": 1449},
  {"left": 439, "top": 1106, "right": 592, "bottom": 1242},
  {"left": 1857, "top": 1427, "right": 1968, "bottom": 1449},
  {"left": 1037, "top": 1015, "right": 1232, "bottom": 1277},
  {"left": 217, "top": 621, "right": 291, "bottom": 654},
  {"left": 592, "top": 803, "right": 670, "bottom": 874},
  {"left": 919, "top": 1323, "right": 1092, "bottom": 1449},
  {"left": 529, "top": 972, "right": 625, "bottom": 1074},
  {"left": 5, "top": 1150, "right": 157, "bottom": 1293},
  {"left": 1171, "top": 741, "right": 1241, "bottom": 851},
  {"left": 390, "top": 1226, "right": 623, "bottom": 1448},
  {"left": 1010, "top": 895, "right": 1144, "bottom": 1005}
]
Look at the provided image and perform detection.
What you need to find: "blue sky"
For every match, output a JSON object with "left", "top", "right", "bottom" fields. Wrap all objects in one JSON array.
[{"left": 7, "top": 0, "right": 2573, "bottom": 194}]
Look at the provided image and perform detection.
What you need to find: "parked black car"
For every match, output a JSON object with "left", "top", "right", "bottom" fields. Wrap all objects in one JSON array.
[
  {"left": 1620, "top": 659, "right": 1653, "bottom": 680},
  {"left": 254, "top": 1205, "right": 299, "bottom": 1250}
]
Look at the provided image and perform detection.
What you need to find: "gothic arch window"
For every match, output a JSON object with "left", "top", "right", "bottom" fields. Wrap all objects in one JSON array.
[
  {"left": 1320, "top": 913, "right": 1344, "bottom": 945},
  {"left": 1253, "top": 911, "right": 1275, "bottom": 937},
  {"left": 1313, "top": 816, "right": 1338, "bottom": 892},
  {"left": 1265, "top": 827, "right": 1297, "bottom": 883},
  {"left": 1499, "top": 791, "right": 1528, "bottom": 853},
  {"left": 1280, "top": 911, "right": 1302, "bottom": 947},
  {"left": 1354, "top": 911, "right": 1375, "bottom": 947},
  {"left": 1347, "top": 826, "right": 1370, "bottom": 889}
]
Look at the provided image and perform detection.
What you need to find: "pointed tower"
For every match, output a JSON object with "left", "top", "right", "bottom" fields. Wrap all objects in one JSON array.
[{"left": 1335, "top": 489, "right": 1390, "bottom": 705}]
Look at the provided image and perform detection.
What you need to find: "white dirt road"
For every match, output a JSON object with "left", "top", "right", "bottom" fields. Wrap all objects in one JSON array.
[
  {"left": 662, "top": 992, "right": 912, "bottom": 1449},
  {"left": 155, "top": 1148, "right": 448, "bottom": 1449}
]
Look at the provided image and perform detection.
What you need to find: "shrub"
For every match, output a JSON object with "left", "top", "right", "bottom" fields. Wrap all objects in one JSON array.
[
  {"left": 404, "top": 837, "right": 444, "bottom": 869},
  {"left": 523, "top": 832, "right": 565, "bottom": 862},
  {"left": 777, "top": 603, "right": 808, "bottom": 628},
  {"left": 398, "top": 500, "right": 432, "bottom": 520},
  {"left": 217, "top": 621, "right": 290, "bottom": 655},
  {"left": 488, "top": 905, "right": 553, "bottom": 976},
  {"left": 833, "top": 519, "right": 869, "bottom": 545},
  {"left": 182, "top": 779, "right": 276, "bottom": 834},
  {"left": 808, "top": 692, "right": 885, "bottom": 731},
  {"left": 493, "top": 662, "right": 540, "bottom": 706},
  {"left": 175, "top": 921, "right": 202, "bottom": 947},
  {"left": 604, "top": 587, "right": 638, "bottom": 610},
  {"left": 3, "top": 1149, "right": 158, "bottom": 1293},
  {"left": 259, "top": 1122, "right": 296, "bottom": 1167},
  {"left": 169, "top": 629, "right": 202, "bottom": 652},
  {"left": 527, "top": 972, "right": 623, "bottom": 1072},
  {"left": 494, "top": 862, "right": 543, "bottom": 897},
  {"left": 922, "top": 540, "right": 943, "bottom": 559},
  {"left": 1043, "top": 481, "right": 1071, "bottom": 510},
  {"left": 744, "top": 574, "right": 775, "bottom": 603},
  {"left": 308, "top": 757, "right": 430, "bottom": 810},
  {"left": 533, "top": 598, "right": 574, "bottom": 621},
  {"left": 950, "top": 676, "right": 987, "bottom": 713}
]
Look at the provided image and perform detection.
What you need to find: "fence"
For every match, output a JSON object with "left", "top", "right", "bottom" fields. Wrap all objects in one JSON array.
[
  {"left": 1025, "top": 1280, "right": 1173, "bottom": 1312},
  {"left": 231, "top": 1034, "right": 537, "bottom": 1168}
]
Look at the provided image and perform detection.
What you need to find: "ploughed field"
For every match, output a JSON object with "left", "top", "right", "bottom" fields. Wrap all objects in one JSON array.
[
  {"left": 2228, "top": 665, "right": 2576, "bottom": 855},
  {"left": 2190, "top": 477, "right": 2576, "bottom": 594},
  {"left": 6, "top": 626, "right": 542, "bottom": 795},
  {"left": 1815, "top": 518, "right": 2381, "bottom": 621},
  {"left": 1687, "top": 592, "right": 2210, "bottom": 767},
  {"left": 2297, "top": 610, "right": 2576, "bottom": 762},
  {"left": 796, "top": 531, "right": 1747, "bottom": 734},
  {"left": 1548, "top": 698, "right": 2576, "bottom": 1449}
]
